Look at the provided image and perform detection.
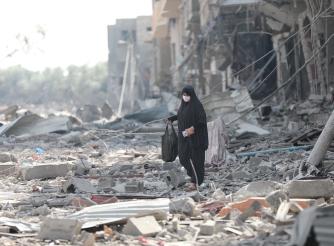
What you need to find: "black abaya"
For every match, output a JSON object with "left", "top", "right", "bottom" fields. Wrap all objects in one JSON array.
[{"left": 169, "top": 85, "right": 208, "bottom": 185}]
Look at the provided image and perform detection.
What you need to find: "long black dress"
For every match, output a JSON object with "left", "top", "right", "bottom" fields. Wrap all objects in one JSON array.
[{"left": 169, "top": 85, "right": 208, "bottom": 185}]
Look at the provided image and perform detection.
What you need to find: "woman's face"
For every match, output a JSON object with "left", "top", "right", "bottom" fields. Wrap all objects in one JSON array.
[{"left": 182, "top": 93, "right": 191, "bottom": 102}]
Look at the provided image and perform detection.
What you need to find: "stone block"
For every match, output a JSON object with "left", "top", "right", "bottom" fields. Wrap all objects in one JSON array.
[
  {"left": 20, "top": 163, "right": 71, "bottom": 181},
  {"left": 62, "top": 177, "right": 97, "bottom": 193},
  {"left": 200, "top": 220, "right": 216, "bottom": 236},
  {"left": 122, "top": 216, "right": 162, "bottom": 237},
  {"left": 38, "top": 218, "right": 82, "bottom": 241},
  {"left": 284, "top": 179, "right": 334, "bottom": 198},
  {"left": 169, "top": 197, "right": 196, "bottom": 217}
]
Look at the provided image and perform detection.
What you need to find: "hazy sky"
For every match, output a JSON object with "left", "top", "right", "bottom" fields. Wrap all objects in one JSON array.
[{"left": 0, "top": 0, "right": 152, "bottom": 70}]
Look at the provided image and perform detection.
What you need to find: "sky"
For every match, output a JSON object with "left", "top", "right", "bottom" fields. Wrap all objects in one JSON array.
[{"left": 0, "top": 0, "right": 152, "bottom": 70}]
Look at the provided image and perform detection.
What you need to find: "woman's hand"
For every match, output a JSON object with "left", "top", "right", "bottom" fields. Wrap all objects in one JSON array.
[{"left": 186, "top": 126, "right": 195, "bottom": 136}]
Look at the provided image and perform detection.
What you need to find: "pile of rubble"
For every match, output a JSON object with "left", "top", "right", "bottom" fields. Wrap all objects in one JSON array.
[{"left": 0, "top": 99, "right": 333, "bottom": 245}]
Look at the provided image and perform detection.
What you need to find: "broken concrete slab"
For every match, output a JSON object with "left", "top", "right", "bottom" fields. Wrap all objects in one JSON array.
[
  {"left": 234, "top": 181, "right": 283, "bottom": 200},
  {"left": 20, "top": 162, "right": 72, "bottom": 180},
  {"left": 62, "top": 177, "right": 97, "bottom": 193},
  {"left": 284, "top": 179, "right": 334, "bottom": 199},
  {"left": 169, "top": 197, "right": 197, "bottom": 217},
  {"left": 38, "top": 218, "right": 82, "bottom": 241},
  {"left": 200, "top": 220, "right": 216, "bottom": 236},
  {"left": 122, "top": 216, "right": 162, "bottom": 237},
  {"left": 0, "top": 114, "right": 72, "bottom": 137}
]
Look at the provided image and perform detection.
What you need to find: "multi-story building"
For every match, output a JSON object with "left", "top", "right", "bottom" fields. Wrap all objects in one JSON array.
[{"left": 107, "top": 16, "right": 153, "bottom": 113}]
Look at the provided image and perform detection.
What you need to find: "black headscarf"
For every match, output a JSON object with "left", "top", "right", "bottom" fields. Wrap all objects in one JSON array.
[{"left": 177, "top": 85, "right": 208, "bottom": 150}]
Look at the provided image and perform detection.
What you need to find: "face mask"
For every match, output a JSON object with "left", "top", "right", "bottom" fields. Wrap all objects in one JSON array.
[{"left": 183, "top": 95, "right": 191, "bottom": 102}]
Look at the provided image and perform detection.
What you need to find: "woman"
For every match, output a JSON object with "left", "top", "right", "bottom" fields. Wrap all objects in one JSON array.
[{"left": 169, "top": 85, "right": 208, "bottom": 191}]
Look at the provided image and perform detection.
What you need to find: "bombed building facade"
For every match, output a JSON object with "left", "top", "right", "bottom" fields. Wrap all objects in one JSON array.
[
  {"left": 107, "top": 16, "right": 154, "bottom": 114},
  {"left": 152, "top": 0, "right": 334, "bottom": 104}
]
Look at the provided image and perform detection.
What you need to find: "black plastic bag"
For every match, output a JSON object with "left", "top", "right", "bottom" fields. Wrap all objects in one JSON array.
[{"left": 161, "top": 123, "right": 178, "bottom": 162}]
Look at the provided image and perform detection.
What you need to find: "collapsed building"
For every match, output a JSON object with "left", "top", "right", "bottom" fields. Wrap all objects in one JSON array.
[{"left": 152, "top": 0, "right": 334, "bottom": 104}]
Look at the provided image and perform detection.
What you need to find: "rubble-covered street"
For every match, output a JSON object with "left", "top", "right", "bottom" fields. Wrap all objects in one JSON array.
[{"left": 2, "top": 0, "right": 334, "bottom": 245}]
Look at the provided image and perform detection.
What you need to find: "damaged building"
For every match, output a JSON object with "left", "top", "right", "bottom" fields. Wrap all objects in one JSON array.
[
  {"left": 152, "top": 0, "right": 334, "bottom": 104},
  {"left": 107, "top": 16, "right": 154, "bottom": 114}
]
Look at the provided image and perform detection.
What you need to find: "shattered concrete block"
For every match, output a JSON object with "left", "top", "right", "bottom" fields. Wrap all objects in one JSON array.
[
  {"left": 74, "top": 159, "right": 92, "bottom": 176},
  {"left": 200, "top": 220, "right": 216, "bottom": 236},
  {"left": 169, "top": 197, "right": 196, "bottom": 217},
  {"left": 20, "top": 162, "right": 71, "bottom": 181},
  {"left": 234, "top": 181, "right": 283, "bottom": 200},
  {"left": 165, "top": 169, "right": 186, "bottom": 188},
  {"left": 125, "top": 181, "right": 144, "bottom": 193},
  {"left": 38, "top": 218, "right": 82, "bottom": 241},
  {"left": 284, "top": 179, "right": 334, "bottom": 198},
  {"left": 62, "top": 177, "right": 97, "bottom": 194},
  {"left": 123, "top": 216, "right": 162, "bottom": 237},
  {"left": 0, "top": 153, "right": 17, "bottom": 163},
  {"left": 0, "top": 163, "right": 16, "bottom": 176},
  {"left": 265, "top": 190, "right": 288, "bottom": 212}
]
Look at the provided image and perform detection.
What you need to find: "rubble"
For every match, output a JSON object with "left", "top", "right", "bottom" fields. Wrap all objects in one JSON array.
[
  {"left": 169, "top": 197, "right": 198, "bottom": 217},
  {"left": 38, "top": 218, "right": 82, "bottom": 241},
  {"left": 123, "top": 216, "right": 162, "bottom": 236},
  {"left": 19, "top": 162, "right": 72, "bottom": 180},
  {"left": 284, "top": 179, "right": 334, "bottom": 199},
  {"left": 62, "top": 177, "right": 97, "bottom": 193}
]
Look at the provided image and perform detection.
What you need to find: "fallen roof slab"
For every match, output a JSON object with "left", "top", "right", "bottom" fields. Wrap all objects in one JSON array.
[{"left": 0, "top": 114, "right": 72, "bottom": 137}]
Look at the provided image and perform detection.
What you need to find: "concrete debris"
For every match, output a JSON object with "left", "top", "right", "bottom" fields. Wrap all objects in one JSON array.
[
  {"left": 31, "top": 205, "right": 51, "bottom": 216},
  {"left": 38, "top": 218, "right": 82, "bottom": 241},
  {"left": 62, "top": 177, "right": 97, "bottom": 193},
  {"left": 19, "top": 162, "right": 72, "bottom": 181},
  {"left": 169, "top": 197, "right": 197, "bottom": 217},
  {"left": 284, "top": 179, "right": 334, "bottom": 199},
  {"left": 265, "top": 190, "right": 289, "bottom": 212},
  {"left": 200, "top": 220, "right": 216, "bottom": 236},
  {"left": 74, "top": 159, "right": 92, "bottom": 176},
  {"left": 165, "top": 169, "right": 186, "bottom": 188},
  {"left": 0, "top": 153, "right": 17, "bottom": 163},
  {"left": 123, "top": 216, "right": 162, "bottom": 236},
  {"left": 234, "top": 181, "right": 283, "bottom": 200}
]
